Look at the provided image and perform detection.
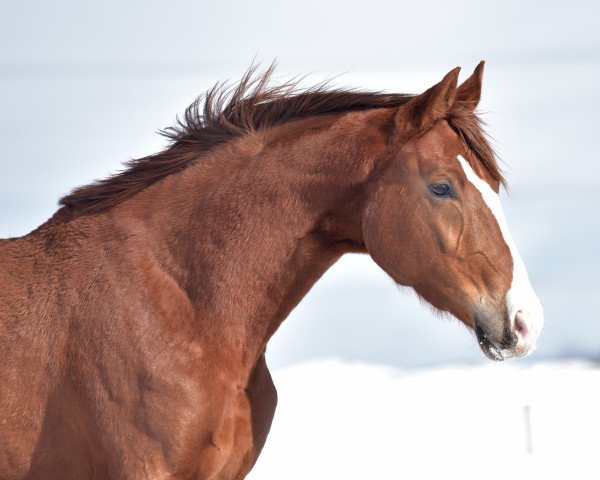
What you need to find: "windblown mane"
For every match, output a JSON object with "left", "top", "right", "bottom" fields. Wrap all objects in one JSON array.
[{"left": 60, "top": 64, "right": 504, "bottom": 214}]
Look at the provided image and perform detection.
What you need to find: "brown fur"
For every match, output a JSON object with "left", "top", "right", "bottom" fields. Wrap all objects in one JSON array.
[{"left": 1, "top": 62, "right": 515, "bottom": 479}]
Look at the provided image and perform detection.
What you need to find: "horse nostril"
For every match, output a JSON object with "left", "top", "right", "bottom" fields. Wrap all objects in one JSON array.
[{"left": 514, "top": 310, "right": 529, "bottom": 342}]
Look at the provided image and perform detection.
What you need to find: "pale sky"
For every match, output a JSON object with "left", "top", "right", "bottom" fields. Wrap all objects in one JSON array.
[{"left": 1, "top": 0, "right": 599, "bottom": 368}]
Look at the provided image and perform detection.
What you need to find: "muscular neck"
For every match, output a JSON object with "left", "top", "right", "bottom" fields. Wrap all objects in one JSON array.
[{"left": 123, "top": 118, "right": 377, "bottom": 370}]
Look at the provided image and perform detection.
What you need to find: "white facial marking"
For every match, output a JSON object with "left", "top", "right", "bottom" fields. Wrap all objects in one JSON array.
[{"left": 456, "top": 155, "right": 543, "bottom": 353}]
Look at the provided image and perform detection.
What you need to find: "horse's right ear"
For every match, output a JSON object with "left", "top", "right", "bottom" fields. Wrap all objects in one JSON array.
[
  {"left": 397, "top": 67, "right": 461, "bottom": 131},
  {"left": 455, "top": 60, "right": 485, "bottom": 112}
]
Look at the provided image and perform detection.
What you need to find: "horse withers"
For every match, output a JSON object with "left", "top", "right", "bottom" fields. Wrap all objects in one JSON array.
[{"left": 0, "top": 62, "right": 543, "bottom": 479}]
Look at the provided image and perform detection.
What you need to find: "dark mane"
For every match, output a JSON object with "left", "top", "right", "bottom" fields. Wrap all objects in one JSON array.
[{"left": 60, "top": 64, "right": 504, "bottom": 214}]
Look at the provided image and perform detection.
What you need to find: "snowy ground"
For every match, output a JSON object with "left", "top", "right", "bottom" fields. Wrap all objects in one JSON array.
[{"left": 248, "top": 360, "right": 600, "bottom": 480}]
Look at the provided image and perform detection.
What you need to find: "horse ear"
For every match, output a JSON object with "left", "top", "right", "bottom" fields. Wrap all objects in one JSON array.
[
  {"left": 455, "top": 60, "right": 485, "bottom": 111},
  {"left": 399, "top": 66, "right": 461, "bottom": 131}
]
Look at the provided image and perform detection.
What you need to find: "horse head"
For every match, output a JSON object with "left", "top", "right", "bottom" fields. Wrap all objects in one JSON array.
[{"left": 363, "top": 63, "right": 543, "bottom": 360}]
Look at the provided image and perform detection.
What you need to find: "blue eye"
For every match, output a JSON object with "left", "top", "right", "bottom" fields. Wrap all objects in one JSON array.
[{"left": 430, "top": 183, "right": 452, "bottom": 197}]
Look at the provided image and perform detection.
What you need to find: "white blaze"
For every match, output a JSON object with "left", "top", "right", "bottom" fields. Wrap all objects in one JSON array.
[{"left": 456, "top": 155, "right": 543, "bottom": 350}]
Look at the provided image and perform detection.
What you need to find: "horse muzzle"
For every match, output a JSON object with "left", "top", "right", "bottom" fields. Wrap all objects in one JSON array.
[{"left": 474, "top": 304, "right": 543, "bottom": 361}]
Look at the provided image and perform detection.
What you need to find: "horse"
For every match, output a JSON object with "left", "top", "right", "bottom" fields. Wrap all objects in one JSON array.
[{"left": 0, "top": 61, "right": 543, "bottom": 479}]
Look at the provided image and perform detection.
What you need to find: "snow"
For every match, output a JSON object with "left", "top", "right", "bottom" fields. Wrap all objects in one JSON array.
[{"left": 248, "top": 360, "right": 600, "bottom": 480}]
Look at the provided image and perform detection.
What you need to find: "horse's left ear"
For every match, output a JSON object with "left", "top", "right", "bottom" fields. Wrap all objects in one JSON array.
[{"left": 455, "top": 60, "right": 485, "bottom": 111}]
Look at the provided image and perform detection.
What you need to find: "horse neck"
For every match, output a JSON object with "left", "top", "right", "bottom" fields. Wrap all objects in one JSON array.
[{"left": 121, "top": 113, "right": 383, "bottom": 367}]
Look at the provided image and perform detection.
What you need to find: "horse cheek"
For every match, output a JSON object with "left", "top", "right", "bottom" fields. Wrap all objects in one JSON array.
[{"left": 362, "top": 191, "right": 423, "bottom": 286}]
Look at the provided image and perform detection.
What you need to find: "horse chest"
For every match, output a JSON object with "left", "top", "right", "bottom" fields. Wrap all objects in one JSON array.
[
  {"left": 119, "top": 356, "right": 276, "bottom": 480},
  {"left": 177, "top": 354, "right": 277, "bottom": 480},
  {"left": 138, "top": 382, "right": 258, "bottom": 479}
]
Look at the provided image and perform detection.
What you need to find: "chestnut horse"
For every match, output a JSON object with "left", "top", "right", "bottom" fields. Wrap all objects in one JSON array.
[{"left": 0, "top": 62, "right": 543, "bottom": 479}]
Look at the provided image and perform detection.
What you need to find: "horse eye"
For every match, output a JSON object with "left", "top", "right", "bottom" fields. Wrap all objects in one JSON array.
[{"left": 430, "top": 183, "right": 452, "bottom": 197}]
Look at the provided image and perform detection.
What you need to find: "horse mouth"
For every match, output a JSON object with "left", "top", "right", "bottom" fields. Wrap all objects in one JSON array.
[{"left": 474, "top": 324, "right": 504, "bottom": 361}]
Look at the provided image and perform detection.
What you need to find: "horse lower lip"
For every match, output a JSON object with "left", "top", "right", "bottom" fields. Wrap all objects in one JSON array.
[
  {"left": 484, "top": 342, "right": 504, "bottom": 361},
  {"left": 475, "top": 325, "right": 505, "bottom": 361}
]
